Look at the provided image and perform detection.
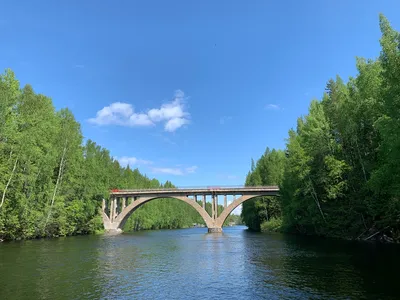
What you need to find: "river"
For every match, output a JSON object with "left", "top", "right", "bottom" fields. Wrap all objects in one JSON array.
[{"left": 0, "top": 226, "right": 399, "bottom": 299}]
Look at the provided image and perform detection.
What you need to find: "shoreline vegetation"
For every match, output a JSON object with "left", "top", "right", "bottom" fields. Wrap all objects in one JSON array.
[{"left": 241, "top": 14, "right": 400, "bottom": 243}]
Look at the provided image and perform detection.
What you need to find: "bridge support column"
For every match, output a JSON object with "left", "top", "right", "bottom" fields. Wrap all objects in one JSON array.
[
  {"left": 211, "top": 195, "right": 214, "bottom": 219},
  {"left": 113, "top": 198, "right": 118, "bottom": 218},
  {"left": 110, "top": 198, "right": 115, "bottom": 220},
  {"left": 211, "top": 194, "right": 215, "bottom": 220},
  {"left": 122, "top": 197, "right": 126, "bottom": 209},
  {"left": 202, "top": 195, "right": 206, "bottom": 209},
  {"left": 224, "top": 195, "right": 227, "bottom": 208},
  {"left": 216, "top": 194, "right": 218, "bottom": 218}
]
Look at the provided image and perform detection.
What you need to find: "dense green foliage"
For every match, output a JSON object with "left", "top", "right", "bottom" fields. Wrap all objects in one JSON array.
[
  {"left": 242, "top": 150, "right": 285, "bottom": 231},
  {"left": 0, "top": 71, "right": 238, "bottom": 240},
  {"left": 242, "top": 15, "right": 400, "bottom": 242}
]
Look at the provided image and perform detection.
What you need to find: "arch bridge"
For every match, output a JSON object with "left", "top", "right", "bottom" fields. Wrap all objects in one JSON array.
[{"left": 102, "top": 186, "right": 279, "bottom": 234}]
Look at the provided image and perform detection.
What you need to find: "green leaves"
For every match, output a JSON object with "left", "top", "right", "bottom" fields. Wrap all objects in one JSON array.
[{"left": 242, "top": 148, "right": 286, "bottom": 230}]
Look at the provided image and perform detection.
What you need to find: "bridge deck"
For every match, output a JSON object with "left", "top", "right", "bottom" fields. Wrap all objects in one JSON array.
[{"left": 110, "top": 186, "right": 280, "bottom": 197}]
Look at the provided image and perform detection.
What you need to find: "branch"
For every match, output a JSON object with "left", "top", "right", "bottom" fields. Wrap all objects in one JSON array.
[{"left": 0, "top": 157, "right": 18, "bottom": 209}]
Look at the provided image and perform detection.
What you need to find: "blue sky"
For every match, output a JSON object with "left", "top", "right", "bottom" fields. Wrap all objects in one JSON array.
[{"left": 1, "top": 0, "right": 400, "bottom": 189}]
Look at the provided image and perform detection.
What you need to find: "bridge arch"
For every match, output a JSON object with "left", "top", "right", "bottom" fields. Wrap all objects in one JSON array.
[
  {"left": 113, "top": 196, "right": 214, "bottom": 230},
  {"left": 215, "top": 195, "right": 258, "bottom": 228}
]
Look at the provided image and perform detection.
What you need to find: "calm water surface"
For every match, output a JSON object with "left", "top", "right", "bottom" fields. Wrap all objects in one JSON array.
[{"left": 1, "top": 226, "right": 399, "bottom": 299}]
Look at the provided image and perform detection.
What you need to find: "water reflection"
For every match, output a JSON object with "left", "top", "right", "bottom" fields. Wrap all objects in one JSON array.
[{"left": 1, "top": 227, "right": 399, "bottom": 299}]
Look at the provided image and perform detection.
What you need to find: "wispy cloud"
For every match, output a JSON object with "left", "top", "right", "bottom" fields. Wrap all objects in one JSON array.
[
  {"left": 73, "top": 64, "right": 85, "bottom": 69},
  {"left": 117, "top": 156, "right": 153, "bottom": 167},
  {"left": 88, "top": 90, "right": 190, "bottom": 132},
  {"left": 151, "top": 165, "right": 198, "bottom": 176},
  {"left": 265, "top": 104, "right": 280, "bottom": 110},
  {"left": 219, "top": 116, "right": 232, "bottom": 125}
]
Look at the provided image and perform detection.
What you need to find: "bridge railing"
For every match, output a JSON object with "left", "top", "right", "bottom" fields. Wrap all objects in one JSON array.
[{"left": 110, "top": 185, "right": 279, "bottom": 193}]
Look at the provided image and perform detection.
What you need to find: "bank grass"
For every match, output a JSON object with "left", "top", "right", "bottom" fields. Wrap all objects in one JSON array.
[{"left": 260, "top": 217, "right": 283, "bottom": 233}]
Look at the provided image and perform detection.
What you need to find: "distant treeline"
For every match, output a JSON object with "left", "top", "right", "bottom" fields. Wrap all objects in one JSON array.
[
  {"left": 0, "top": 70, "right": 237, "bottom": 241},
  {"left": 241, "top": 14, "right": 400, "bottom": 243}
]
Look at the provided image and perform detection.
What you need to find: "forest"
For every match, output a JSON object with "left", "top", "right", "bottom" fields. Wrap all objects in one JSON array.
[
  {"left": 241, "top": 15, "right": 400, "bottom": 242},
  {"left": 0, "top": 71, "right": 236, "bottom": 241}
]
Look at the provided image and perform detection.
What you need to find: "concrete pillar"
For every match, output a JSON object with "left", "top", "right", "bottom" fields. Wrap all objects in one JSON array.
[
  {"left": 113, "top": 198, "right": 117, "bottom": 219},
  {"left": 102, "top": 199, "right": 106, "bottom": 212},
  {"left": 122, "top": 197, "right": 126, "bottom": 210},
  {"left": 211, "top": 194, "right": 215, "bottom": 220},
  {"left": 202, "top": 195, "right": 206, "bottom": 209},
  {"left": 110, "top": 198, "right": 114, "bottom": 221},
  {"left": 233, "top": 195, "right": 236, "bottom": 201},
  {"left": 224, "top": 195, "right": 227, "bottom": 208},
  {"left": 215, "top": 195, "right": 218, "bottom": 219},
  {"left": 193, "top": 195, "right": 197, "bottom": 202}
]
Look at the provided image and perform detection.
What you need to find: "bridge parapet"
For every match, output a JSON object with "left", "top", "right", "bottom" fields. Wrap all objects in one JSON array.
[{"left": 109, "top": 186, "right": 279, "bottom": 196}]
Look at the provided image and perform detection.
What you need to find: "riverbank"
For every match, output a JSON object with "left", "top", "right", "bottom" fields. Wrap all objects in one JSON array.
[{"left": 260, "top": 218, "right": 400, "bottom": 244}]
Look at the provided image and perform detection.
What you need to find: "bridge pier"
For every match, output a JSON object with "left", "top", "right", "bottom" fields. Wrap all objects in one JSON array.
[
  {"left": 105, "top": 228, "right": 123, "bottom": 235},
  {"left": 102, "top": 217, "right": 123, "bottom": 235},
  {"left": 208, "top": 227, "right": 222, "bottom": 233}
]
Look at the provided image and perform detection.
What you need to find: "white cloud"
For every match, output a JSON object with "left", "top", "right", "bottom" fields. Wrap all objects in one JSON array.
[
  {"left": 265, "top": 104, "right": 280, "bottom": 110},
  {"left": 117, "top": 156, "right": 153, "bottom": 167},
  {"left": 128, "top": 113, "right": 153, "bottom": 126},
  {"left": 88, "top": 90, "right": 190, "bottom": 132},
  {"left": 73, "top": 64, "right": 85, "bottom": 68},
  {"left": 151, "top": 165, "right": 198, "bottom": 176},
  {"left": 165, "top": 117, "right": 189, "bottom": 132}
]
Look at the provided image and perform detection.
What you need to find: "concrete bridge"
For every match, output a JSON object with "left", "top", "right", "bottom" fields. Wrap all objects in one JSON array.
[{"left": 102, "top": 186, "right": 279, "bottom": 233}]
